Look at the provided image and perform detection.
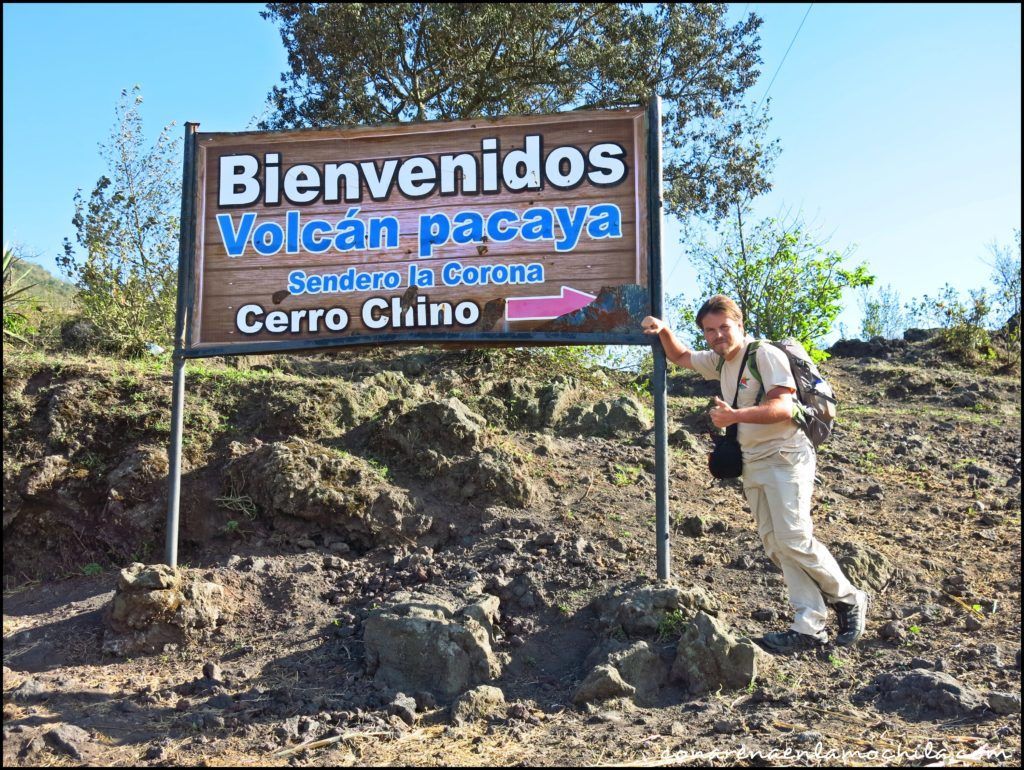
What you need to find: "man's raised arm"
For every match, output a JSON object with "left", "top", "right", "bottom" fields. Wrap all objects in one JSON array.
[{"left": 641, "top": 316, "right": 694, "bottom": 369}]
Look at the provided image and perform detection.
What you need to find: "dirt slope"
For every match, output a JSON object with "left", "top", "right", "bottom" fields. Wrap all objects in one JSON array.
[{"left": 3, "top": 340, "right": 1021, "bottom": 766}]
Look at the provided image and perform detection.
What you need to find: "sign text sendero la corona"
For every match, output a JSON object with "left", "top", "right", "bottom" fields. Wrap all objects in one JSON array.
[{"left": 186, "top": 108, "right": 651, "bottom": 351}]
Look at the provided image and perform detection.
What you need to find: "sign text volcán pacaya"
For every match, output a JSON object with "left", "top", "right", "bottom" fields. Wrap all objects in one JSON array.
[{"left": 185, "top": 108, "right": 651, "bottom": 350}]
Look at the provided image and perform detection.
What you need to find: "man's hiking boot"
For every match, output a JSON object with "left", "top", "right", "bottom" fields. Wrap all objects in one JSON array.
[
  {"left": 834, "top": 592, "right": 869, "bottom": 646},
  {"left": 758, "top": 629, "right": 826, "bottom": 654}
]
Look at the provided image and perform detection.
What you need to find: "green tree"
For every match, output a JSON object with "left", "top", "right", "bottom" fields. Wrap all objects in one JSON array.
[
  {"left": 58, "top": 86, "right": 180, "bottom": 357},
  {"left": 986, "top": 230, "right": 1021, "bottom": 368},
  {"left": 858, "top": 283, "right": 905, "bottom": 340},
  {"left": 261, "top": 2, "right": 775, "bottom": 221},
  {"left": 678, "top": 211, "right": 874, "bottom": 361}
]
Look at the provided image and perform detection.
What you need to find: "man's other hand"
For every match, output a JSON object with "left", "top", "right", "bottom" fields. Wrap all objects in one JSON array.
[{"left": 710, "top": 396, "right": 737, "bottom": 428}]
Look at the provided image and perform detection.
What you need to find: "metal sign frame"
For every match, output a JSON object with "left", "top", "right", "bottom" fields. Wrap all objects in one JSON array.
[{"left": 165, "top": 97, "right": 670, "bottom": 580}]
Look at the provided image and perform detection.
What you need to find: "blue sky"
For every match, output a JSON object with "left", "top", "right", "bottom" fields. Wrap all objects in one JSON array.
[{"left": 3, "top": 3, "right": 1021, "bottom": 337}]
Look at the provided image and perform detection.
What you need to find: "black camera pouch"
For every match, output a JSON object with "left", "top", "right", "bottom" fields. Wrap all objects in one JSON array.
[
  {"left": 707, "top": 345, "right": 753, "bottom": 480},
  {"left": 709, "top": 426, "right": 744, "bottom": 479}
]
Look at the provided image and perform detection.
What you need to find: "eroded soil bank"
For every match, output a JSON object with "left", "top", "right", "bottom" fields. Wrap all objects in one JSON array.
[{"left": 3, "top": 341, "right": 1021, "bottom": 766}]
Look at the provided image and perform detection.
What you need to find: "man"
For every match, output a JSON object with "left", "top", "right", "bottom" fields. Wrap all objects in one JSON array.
[{"left": 642, "top": 295, "right": 868, "bottom": 653}]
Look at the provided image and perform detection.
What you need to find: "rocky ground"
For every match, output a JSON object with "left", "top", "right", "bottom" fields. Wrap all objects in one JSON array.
[{"left": 2, "top": 336, "right": 1021, "bottom": 766}]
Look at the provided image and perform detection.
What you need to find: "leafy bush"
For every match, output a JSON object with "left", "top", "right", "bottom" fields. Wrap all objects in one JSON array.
[
  {"left": 908, "top": 284, "right": 994, "bottom": 364},
  {"left": 58, "top": 86, "right": 180, "bottom": 357}
]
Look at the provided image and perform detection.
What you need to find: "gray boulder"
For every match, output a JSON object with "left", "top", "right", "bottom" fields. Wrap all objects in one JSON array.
[
  {"left": 363, "top": 594, "right": 501, "bottom": 702},
  {"left": 836, "top": 542, "right": 893, "bottom": 593},
  {"left": 225, "top": 438, "right": 427, "bottom": 549},
  {"left": 591, "top": 581, "right": 719, "bottom": 639},
  {"left": 447, "top": 448, "right": 536, "bottom": 508},
  {"left": 871, "top": 669, "right": 987, "bottom": 720},
  {"left": 671, "top": 611, "right": 770, "bottom": 694},
  {"left": 377, "top": 398, "right": 486, "bottom": 474},
  {"left": 60, "top": 318, "right": 100, "bottom": 351},
  {"left": 451, "top": 685, "right": 506, "bottom": 724},
  {"left": 387, "top": 693, "right": 418, "bottom": 726},
  {"left": 20, "top": 455, "right": 70, "bottom": 498},
  {"left": 489, "top": 377, "right": 576, "bottom": 429},
  {"left": 573, "top": 664, "right": 636, "bottom": 706},
  {"left": 106, "top": 444, "right": 169, "bottom": 502},
  {"left": 578, "top": 639, "right": 670, "bottom": 706},
  {"left": 987, "top": 691, "right": 1021, "bottom": 715},
  {"left": 44, "top": 724, "right": 91, "bottom": 760},
  {"left": 607, "top": 642, "right": 669, "bottom": 698},
  {"left": 560, "top": 396, "right": 652, "bottom": 437},
  {"left": 103, "top": 564, "right": 229, "bottom": 656},
  {"left": 374, "top": 397, "right": 535, "bottom": 507},
  {"left": 362, "top": 370, "right": 425, "bottom": 414}
]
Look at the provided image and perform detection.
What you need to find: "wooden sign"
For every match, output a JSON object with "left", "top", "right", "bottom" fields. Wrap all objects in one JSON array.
[{"left": 182, "top": 107, "right": 653, "bottom": 353}]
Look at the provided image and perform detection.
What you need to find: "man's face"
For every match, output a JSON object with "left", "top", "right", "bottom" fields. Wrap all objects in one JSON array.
[{"left": 701, "top": 311, "right": 744, "bottom": 360}]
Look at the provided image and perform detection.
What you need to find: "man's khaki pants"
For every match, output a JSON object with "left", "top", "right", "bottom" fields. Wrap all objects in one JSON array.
[{"left": 742, "top": 443, "right": 863, "bottom": 638}]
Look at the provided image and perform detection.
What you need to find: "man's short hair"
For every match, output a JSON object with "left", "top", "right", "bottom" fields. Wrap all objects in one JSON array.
[{"left": 696, "top": 294, "right": 743, "bottom": 331}]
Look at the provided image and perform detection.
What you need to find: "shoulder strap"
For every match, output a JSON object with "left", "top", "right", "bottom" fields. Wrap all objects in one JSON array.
[
  {"left": 731, "top": 345, "right": 750, "bottom": 408},
  {"left": 745, "top": 340, "right": 764, "bottom": 386},
  {"left": 722, "top": 344, "right": 751, "bottom": 441}
]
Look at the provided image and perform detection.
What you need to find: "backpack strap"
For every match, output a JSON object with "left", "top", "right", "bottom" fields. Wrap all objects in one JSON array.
[
  {"left": 745, "top": 340, "right": 764, "bottom": 405},
  {"left": 721, "top": 344, "right": 750, "bottom": 442},
  {"left": 715, "top": 339, "right": 763, "bottom": 377},
  {"left": 730, "top": 345, "right": 750, "bottom": 409},
  {"left": 745, "top": 340, "right": 764, "bottom": 386}
]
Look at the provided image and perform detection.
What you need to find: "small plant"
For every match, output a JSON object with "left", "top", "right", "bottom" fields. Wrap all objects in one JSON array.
[
  {"left": 78, "top": 450, "right": 104, "bottom": 470},
  {"left": 611, "top": 463, "right": 643, "bottom": 486},
  {"left": 908, "top": 624, "right": 922, "bottom": 635},
  {"left": 628, "top": 379, "right": 650, "bottom": 401},
  {"left": 557, "top": 603, "right": 571, "bottom": 615},
  {"left": 366, "top": 458, "right": 390, "bottom": 480},
  {"left": 656, "top": 609, "right": 687, "bottom": 641},
  {"left": 81, "top": 562, "right": 103, "bottom": 576},
  {"left": 828, "top": 652, "right": 845, "bottom": 668},
  {"left": 215, "top": 493, "right": 258, "bottom": 519},
  {"left": 223, "top": 519, "right": 240, "bottom": 534}
]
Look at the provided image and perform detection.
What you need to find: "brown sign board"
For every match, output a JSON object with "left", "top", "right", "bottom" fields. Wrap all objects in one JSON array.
[{"left": 182, "top": 107, "right": 654, "bottom": 354}]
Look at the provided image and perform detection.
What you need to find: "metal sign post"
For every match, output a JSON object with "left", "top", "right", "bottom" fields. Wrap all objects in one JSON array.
[
  {"left": 165, "top": 123, "right": 198, "bottom": 569},
  {"left": 646, "top": 97, "right": 670, "bottom": 581}
]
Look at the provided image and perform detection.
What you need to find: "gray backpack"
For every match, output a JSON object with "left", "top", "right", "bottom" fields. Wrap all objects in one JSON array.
[{"left": 742, "top": 339, "right": 837, "bottom": 448}]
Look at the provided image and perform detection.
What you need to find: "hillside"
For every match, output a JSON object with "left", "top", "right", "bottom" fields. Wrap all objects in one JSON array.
[
  {"left": 2, "top": 339, "right": 1021, "bottom": 766},
  {"left": 7, "top": 258, "right": 78, "bottom": 312}
]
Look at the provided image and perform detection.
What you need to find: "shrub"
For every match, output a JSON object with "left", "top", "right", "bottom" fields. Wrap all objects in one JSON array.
[{"left": 57, "top": 86, "right": 180, "bottom": 357}]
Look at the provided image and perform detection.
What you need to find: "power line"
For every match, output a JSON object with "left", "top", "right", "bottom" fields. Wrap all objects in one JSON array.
[
  {"left": 663, "top": 3, "right": 813, "bottom": 291},
  {"left": 755, "top": 3, "right": 813, "bottom": 111}
]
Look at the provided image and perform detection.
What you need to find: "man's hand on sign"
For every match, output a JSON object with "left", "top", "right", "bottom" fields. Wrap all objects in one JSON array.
[
  {"left": 641, "top": 316, "right": 667, "bottom": 335},
  {"left": 710, "top": 396, "right": 738, "bottom": 428}
]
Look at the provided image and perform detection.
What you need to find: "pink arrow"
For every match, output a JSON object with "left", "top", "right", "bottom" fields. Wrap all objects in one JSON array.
[{"left": 505, "top": 286, "right": 597, "bottom": 321}]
